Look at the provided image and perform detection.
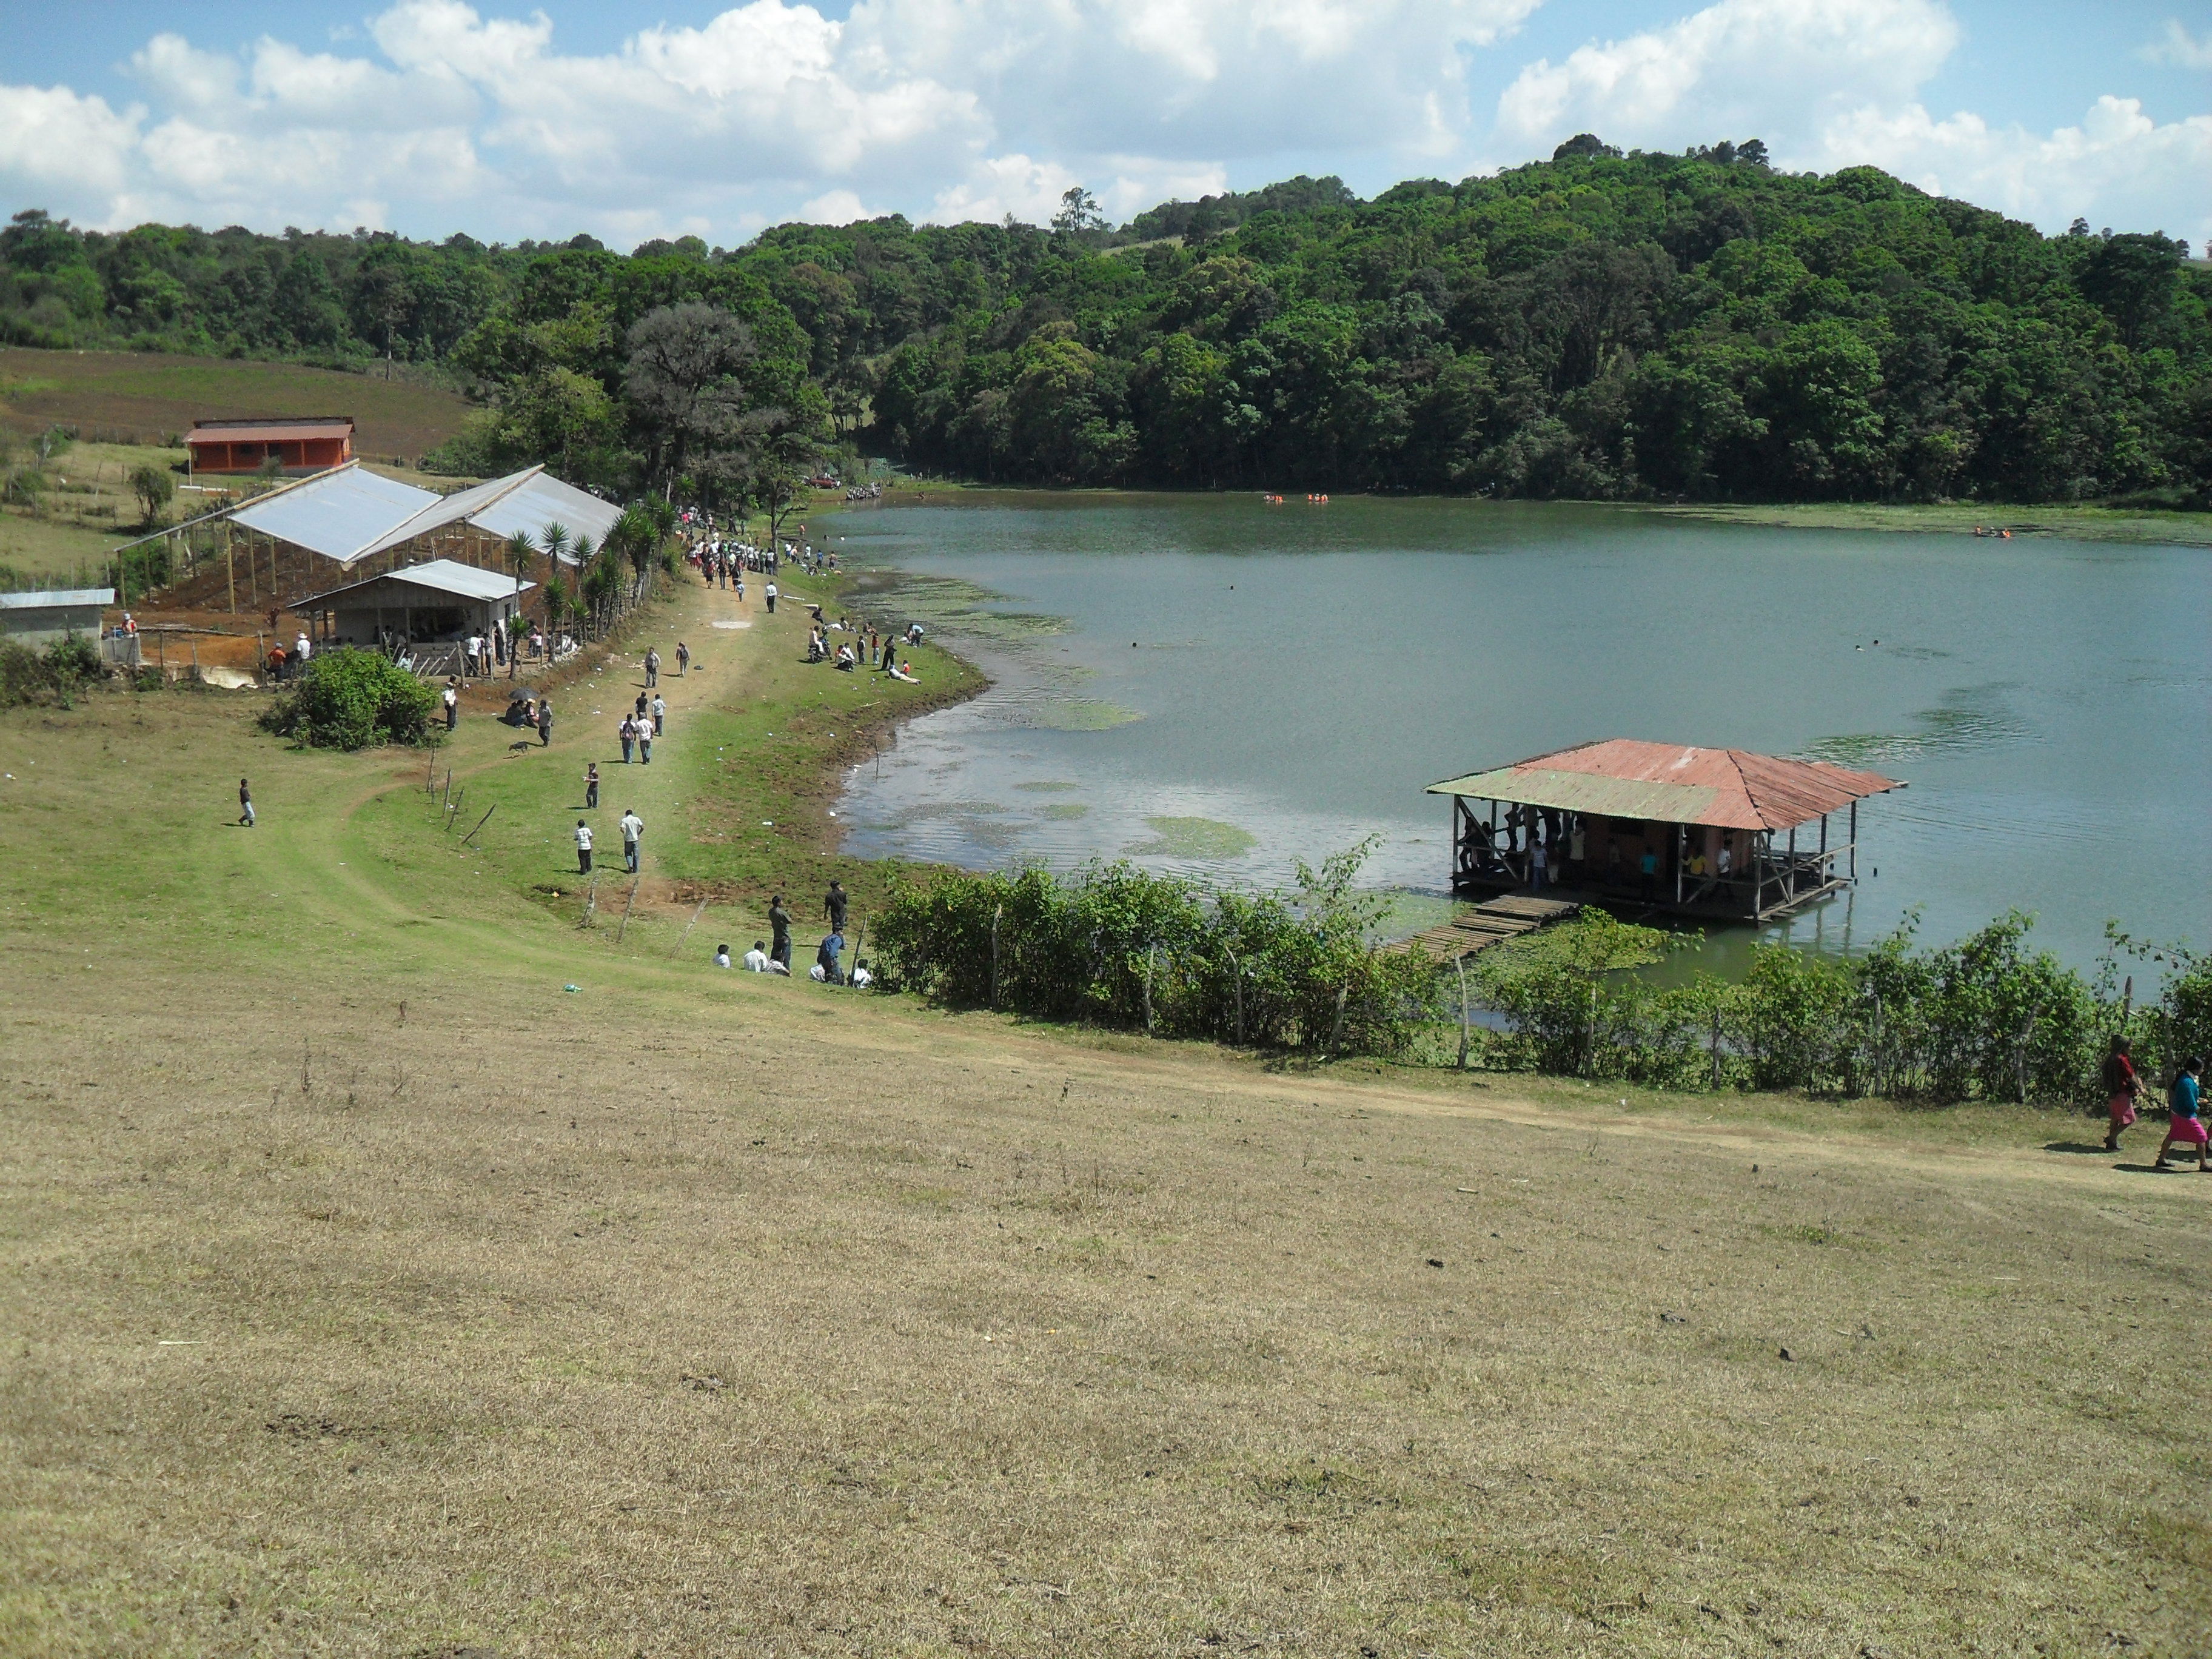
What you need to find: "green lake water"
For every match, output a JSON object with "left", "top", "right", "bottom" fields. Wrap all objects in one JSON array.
[{"left": 828, "top": 494, "right": 2209, "bottom": 973}]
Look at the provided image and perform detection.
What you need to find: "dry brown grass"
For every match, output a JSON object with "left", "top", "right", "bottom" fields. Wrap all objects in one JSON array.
[{"left": 1, "top": 579, "right": 2207, "bottom": 1658}]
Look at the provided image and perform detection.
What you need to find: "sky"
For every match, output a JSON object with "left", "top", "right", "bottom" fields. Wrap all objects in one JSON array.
[{"left": 1, "top": 1, "right": 2206, "bottom": 251}]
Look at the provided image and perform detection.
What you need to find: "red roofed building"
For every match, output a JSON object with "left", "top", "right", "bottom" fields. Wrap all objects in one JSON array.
[
  {"left": 1426, "top": 740, "right": 1902, "bottom": 920},
  {"left": 186, "top": 417, "right": 354, "bottom": 477}
]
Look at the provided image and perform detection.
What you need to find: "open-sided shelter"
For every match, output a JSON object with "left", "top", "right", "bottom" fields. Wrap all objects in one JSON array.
[
  {"left": 1427, "top": 739, "right": 1902, "bottom": 921},
  {"left": 291, "top": 559, "right": 538, "bottom": 652},
  {"left": 115, "top": 461, "right": 622, "bottom": 619}
]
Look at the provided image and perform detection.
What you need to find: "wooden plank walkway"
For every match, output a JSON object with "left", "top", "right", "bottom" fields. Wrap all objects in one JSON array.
[{"left": 1385, "top": 894, "right": 1581, "bottom": 963}]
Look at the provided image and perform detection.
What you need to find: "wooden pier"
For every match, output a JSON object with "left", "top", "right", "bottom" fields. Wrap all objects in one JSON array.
[{"left": 1386, "top": 894, "right": 1582, "bottom": 964}]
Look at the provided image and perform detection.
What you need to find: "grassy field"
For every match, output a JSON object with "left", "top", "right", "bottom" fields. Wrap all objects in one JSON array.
[
  {"left": 0, "top": 347, "right": 477, "bottom": 462},
  {"left": 1, "top": 569, "right": 2207, "bottom": 1657}
]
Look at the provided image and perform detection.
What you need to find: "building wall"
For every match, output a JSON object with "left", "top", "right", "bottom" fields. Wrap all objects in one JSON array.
[{"left": 0, "top": 602, "right": 103, "bottom": 645}]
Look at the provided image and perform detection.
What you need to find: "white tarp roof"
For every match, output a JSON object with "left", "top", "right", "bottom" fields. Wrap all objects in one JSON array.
[
  {"left": 225, "top": 463, "right": 626, "bottom": 568},
  {"left": 300, "top": 559, "right": 538, "bottom": 608}
]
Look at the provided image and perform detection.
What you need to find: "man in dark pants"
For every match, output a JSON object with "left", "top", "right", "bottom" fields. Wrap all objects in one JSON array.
[
  {"left": 537, "top": 699, "right": 552, "bottom": 746},
  {"left": 574, "top": 819, "right": 592, "bottom": 874},
  {"left": 768, "top": 893, "right": 793, "bottom": 971},
  {"left": 824, "top": 879, "right": 848, "bottom": 936},
  {"left": 645, "top": 648, "right": 660, "bottom": 688}
]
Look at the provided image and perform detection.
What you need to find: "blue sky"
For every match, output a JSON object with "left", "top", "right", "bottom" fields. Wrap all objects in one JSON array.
[{"left": 2, "top": 1, "right": 2207, "bottom": 249}]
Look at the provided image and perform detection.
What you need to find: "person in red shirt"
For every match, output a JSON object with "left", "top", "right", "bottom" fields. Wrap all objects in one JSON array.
[{"left": 2102, "top": 1035, "right": 2145, "bottom": 1152}]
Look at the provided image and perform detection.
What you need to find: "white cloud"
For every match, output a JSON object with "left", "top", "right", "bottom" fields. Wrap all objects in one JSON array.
[
  {"left": 0, "top": 0, "right": 2203, "bottom": 249},
  {"left": 2143, "top": 19, "right": 2212, "bottom": 70},
  {"left": 1496, "top": 0, "right": 1959, "bottom": 150},
  {"left": 1826, "top": 95, "right": 2212, "bottom": 245},
  {"left": 0, "top": 84, "right": 141, "bottom": 196}
]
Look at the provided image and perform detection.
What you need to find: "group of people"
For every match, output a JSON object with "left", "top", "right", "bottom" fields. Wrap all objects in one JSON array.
[
  {"left": 705, "top": 880, "right": 871, "bottom": 987},
  {"left": 500, "top": 688, "right": 554, "bottom": 745},
  {"left": 808, "top": 614, "right": 923, "bottom": 678},
  {"left": 263, "top": 630, "right": 313, "bottom": 682},
  {"left": 615, "top": 686, "right": 666, "bottom": 762},
  {"left": 573, "top": 806, "right": 645, "bottom": 876},
  {"left": 2101, "top": 1037, "right": 2209, "bottom": 1169},
  {"left": 1461, "top": 806, "right": 1743, "bottom": 903}
]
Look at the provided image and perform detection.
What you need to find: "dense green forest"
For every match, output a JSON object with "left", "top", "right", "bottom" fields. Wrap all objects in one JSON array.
[{"left": 4, "top": 135, "right": 2208, "bottom": 504}]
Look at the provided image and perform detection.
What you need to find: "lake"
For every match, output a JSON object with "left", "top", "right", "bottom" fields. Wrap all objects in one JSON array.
[{"left": 826, "top": 494, "right": 2209, "bottom": 973}]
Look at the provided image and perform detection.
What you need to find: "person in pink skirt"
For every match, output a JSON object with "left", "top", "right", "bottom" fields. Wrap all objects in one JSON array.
[{"left": 2155, "top": 1058, "right": 2208, "bottom": 1172}]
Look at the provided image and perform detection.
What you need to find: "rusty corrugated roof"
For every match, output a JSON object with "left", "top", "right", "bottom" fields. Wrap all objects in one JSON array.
[
  {"left": 188, "top": 420, "right": 354, "bottom": 444},
  {"left": 1426, "top": 739, "right": 1900, "bottom": 831}
]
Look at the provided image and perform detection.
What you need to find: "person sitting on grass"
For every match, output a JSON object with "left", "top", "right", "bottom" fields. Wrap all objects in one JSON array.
[
  {"left": 712, "top": 943, "right": 732, "bottom": 968},
  {"left": 2155, "top": 1057, "right": 2209, "bottom": 1171},
  {"left": 850, "top": 957, "right": 873, "bottom": 988},
  {"left": 743, "top": 940, "right": 773, "bottom": 973}
]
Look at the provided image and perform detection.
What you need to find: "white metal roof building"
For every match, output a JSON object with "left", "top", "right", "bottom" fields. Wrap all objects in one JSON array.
[
  {"left": 0, "top": 587, "right": 116, "bottom": 646},
  {"left": 293, "top": 559, "right": 540, "bottom": 648}
]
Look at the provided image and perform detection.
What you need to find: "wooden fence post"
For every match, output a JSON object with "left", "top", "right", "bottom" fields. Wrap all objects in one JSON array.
[
  {"left": 671, "top": 897, "right": 708, "bottom": 959},
  {"left": 615, "top": 877, "right": 641, "bottom": 943},
  {"left": 1455, "top": 954, "right": 1472, "bottom": 1072}
]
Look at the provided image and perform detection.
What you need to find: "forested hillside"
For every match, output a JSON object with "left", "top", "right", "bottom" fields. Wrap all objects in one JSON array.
[{"left": 5, "top": 136, "right": 2207, "bottom": 504}]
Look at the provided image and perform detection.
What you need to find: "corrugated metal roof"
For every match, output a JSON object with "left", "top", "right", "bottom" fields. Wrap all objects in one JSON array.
[
  {"left": 468, "top": 471, "right": 623, "bottom": 554},
  {"left": 187, "top": 420, "right": 354, "bottom": 444},
  {"left": 349, "top": 471, "right": 536, "bottom": 565},
  {"left": 0, "top": 588, "right": 115, "bottom": 609},
  {"left": 230, "top": 466, "right": 440, "bottom": 560},
  {"left": 1427, "top": 739, "right": 1900, "bottom": 831},
  {"left": 298, "top": 559, "right": 538, "bottom": 607}
]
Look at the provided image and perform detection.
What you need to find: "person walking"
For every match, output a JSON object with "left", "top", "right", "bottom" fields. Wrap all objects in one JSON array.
[
  {"left": 638, "top": 723, "right": 653, "bottom": 764},
  {"left": 618, "top": 716, "right": 635, "bottom": 764},
  {"left": 2103, "top": 1034, "right": 2147, "bottom": 1152},
  {"left": 824, "top": 879, "right": 849, "bottom": 936},
  {"left": 645, "top": 648, "right": 660, "bottom": 688},
  {"left": 443, "top": 678, "right": 459, "bottom": 731},
  {"left": 238, "top": 777, "right": 255, "bottom": 828},
  {"left": 651, "top": 693, "right": 666, "bottom": 736},
  {"left": 676, "top": 641, "right": 690, "bottom": 676},
  {"left": 574, "top": 819, "right": 593, "bottom": 875},
  {"left": 585, "top": 761, "right": 600, "bottom": 809},
  {"left": 620, "top": 808, "right": 643, "bottom": 874},
  {"left": 765, "top": 579, "right": 778, "bottom": 614},
  {"left": 537, "top": 698, "right": 553, "bottom": 747},
  {"left": 2156, "top": 1058, "right": 2210, "bottom": 1171},
  {"left": 768, "top": 893, "right": 792, "bottom": 971},
  {"left": 634, "top": 690, "right": 649, "bottom": 722}
]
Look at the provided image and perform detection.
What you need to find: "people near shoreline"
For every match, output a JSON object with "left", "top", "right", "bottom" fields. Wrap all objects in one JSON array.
[
  {"left": 1638, "top": 845, "right": 1658, "bottom": 902},
  {"left": 825, "top": 880, "right": 848, "bottom": 934},
  {"left": 620, "top": 808, "right": 643, "bottom": 874},
  {"left": 585, "top": 761, "right": 599, "bottom": 809},
  {"left": 2103, "top": 1035, "right": 2146, "bottom": 1151},
  {"left": 813, "top": 931, "right": 845, "bottom": 984},
  {"left": 768, "top": 893, "right": 793, "bottom": 970},
  {"left": 2156, "top": 1058, "right": 2208, "bottom": 1171},
  {"left": 1530, "top": 838, "right": 1547, "bottom": 891},
  {"left": 574, "top": 818, "right": 592, "bottom": 874},
  {"left": 836, "top": 643, "right": 856, "bottom": 671}
]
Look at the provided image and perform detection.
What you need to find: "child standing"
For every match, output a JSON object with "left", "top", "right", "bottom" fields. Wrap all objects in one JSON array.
[{"left": 2155, "top": 1058, "right": 2208, "bottom": 1171}]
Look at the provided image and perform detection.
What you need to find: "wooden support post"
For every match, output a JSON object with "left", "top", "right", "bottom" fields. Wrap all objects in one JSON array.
[
  {"left": 225, "top": 526, "right": 236, "bottom": 614},
  {"left": 1849, "top": 800, "right": 1858, "bottom": 880},
  {"left": 1786, "top": 822, "right": 1797, "bottom": 900},
  {"left": 1674, "top": 823, "right": 1684, "bottom": 905}
]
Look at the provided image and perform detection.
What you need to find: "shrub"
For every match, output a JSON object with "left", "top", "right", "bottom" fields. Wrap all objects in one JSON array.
[
  {"left": 872, "top": 842, "right": 1439, "bottom": 1057},
  {"left": 259, "top": 646, "right": 439, "bottom": 750},
  {"left": 0, "top": 633, "right": 102, "bottom": 708}
]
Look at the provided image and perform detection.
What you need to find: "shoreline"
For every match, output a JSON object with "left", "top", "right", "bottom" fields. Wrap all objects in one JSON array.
[{"left": 833, "top": 480, "right": 2212, "bottom": 548}]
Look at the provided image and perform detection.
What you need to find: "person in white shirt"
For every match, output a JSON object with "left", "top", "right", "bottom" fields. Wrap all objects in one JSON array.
[
  {"left": 712, "top": 943, "right": 732, "bottom": 968},
  {"left": 574, "top": 819, "right": 592, "bottom": 874},
  {"left": 293, "top": 632, "right": 310, "bottom": 665},
  {"left": 850, "top": 960, "right": 873, "bottom": 988},
  {"left": 442, "top": 680, "right": 458, "bottom": 731},
  {"left": 619, "top": 809, "right": 643, "bottom": 873},
  {"left": 743, "top": 941, "right": 772, "bottom": 972}
]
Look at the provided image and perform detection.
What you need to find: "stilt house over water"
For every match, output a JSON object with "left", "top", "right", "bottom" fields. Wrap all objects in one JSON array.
[{"left": 1426, "top": 740, "right": 1902, "bottom": 922}]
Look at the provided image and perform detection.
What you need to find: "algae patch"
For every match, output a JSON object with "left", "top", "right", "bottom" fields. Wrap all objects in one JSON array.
[{"left": 1127, "top": 817, "right": 1257, "bottom": 860}]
